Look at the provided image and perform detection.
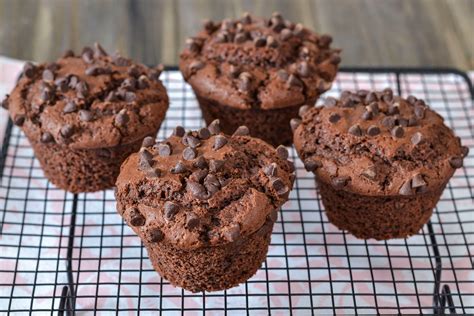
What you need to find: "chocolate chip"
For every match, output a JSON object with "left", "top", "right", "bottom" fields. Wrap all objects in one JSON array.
[
  {"left": 387, "top": 104, "right": 400, "bottom": 115},
  {"left": 330, "top": 54, "right": 341, "bottom": 65},
  {"left": 367, "top": 125, "right": 380, "bottom": 136},
  {"left": 189, "top": 61, "right": 205, "bottom": 73},
  {"left": 149, "top": 228, "right": 164, "bottom": 243},
  {"left": 55, "top": 78, "right": 68, "bottom": 92},
  {"left": 23, "top": 62, "right": 36, "bottom": 79},
  {"left": 414, "top": 106, "right": 426, "bottom": 119},
  {"left": 348, "top": 124, "right": 362, "bottom": 136},
  {"left": 184, "top": 135, "right": 201, "bottom": 149},
  {"left": 128, "top": 208, "right": 145, "bottom": 226},
  {"left": 139, "top": 149, "right": 153, "bottom": 166},
  {"left": 290, "top": 118, "right": 302, "bottom": 131},
  {"left": 408, "top": 117, "right": 418, "bottom": 127},
  {"left": 146, "top": 167, "right": 161, "bottom": 178},
  {"left": 298, "top": 105, "right": 311, "bottom": 117},
  {"left": 185, "top": 38, "right": 201, "bottom": 53},
  {"left": 208, "top": 119, "right": 221, "bottom": 135},
  {"left": 187, "top": 181, "right": 209, "bottom": 200},
  {"left": 76, "top": 81, "right": 89, "bottom": 99},
  {"left": 365, "top": 92, "right": 377, "bottom": 103},
  {"left": 42, "top": 69, "right": 54, "bottom": 82},
  {"left": 234, "top": 32, "right": 247, "bottom": 44},
  {"left": 40, "top": 132, "right": 54, "bottom": 143},
  {"left": 79, "top": 109, "right": 93, "bottom": 122},
  {"left": 68, "top": 76, "right": 78, "bottom": 89},
  {"left": 172, "top": 126, "right": 185, "bottom": 137},
  {"left": 407, "top": 95, "right": 417, "bottom": 105},
  {"left": 304, "top": 159, "right": 321, "bottom": 172},
  {"left": 270, "top": 177, "right": 289, "bottom": 196},
  {"left": 287, "top": 74, "right": 302, "bottom": 88},
  {"left": 268, "top": 210, "right": 278, "bottom": 223},
  {"left": 197, "top": 127, "right": 211, "bottom": 140},
  {"left": 461, "top": 146, "right": 469, "bottom": 157},
  {"left": 63, "top": 101, "right": 77, "bottom": 113},
  {"left": 224, "top": 224, "right": 240, "bottom": 242},
  {"left": 39, "top": 89, "right": 52, "bottom": 103},
  {"left": 233, "top": 125, "right": 249, "bottom": 136},
  {"left": 412, "top": 174, "right": 427, "bottom": 189},
  {"left": 62, "top": 49, "right": 74, "bottom": 58},
  {"left": 228, "top": 65, "right": 240, "bottom": 78},
  {"left": 185, "top": 213, "right": 200, "bottom": 229},
  {"left": 328, "top": 113, "right": 341, "bottom": 124},
  {"left": 411, "top": 132, "right": 423, "bottom": 145},
  {"left": 213, "top": 135, "right": 228, "bottom": 150},
  {"left": 266, "top": 35, "right": 278, "bottom": 48},
  {"left": 171, "top": 161, "right": 187, "bottom": 174},
  {"left": 332, "top": 176, "right": 350, "bottom": 189},
  {"left": 215, "top": 32, "right": 229, "bottom": 43},
  {"left": 12, "top": 114, "right": 25, "bottom": 126},
  {"left": 93, "top": 42, "right": 108, "bottom": 57},
  {"left": 157, "top": 143, "right": 172, "bottom": 157},
  {"left": 105, "top": 91, "right": 118, "bottom": 102},
  {"left": 399, "top": 180, "right": 412, "bottom": 195},
  {"left": 277, "top": 69, "right": 289, "bottom": 81},
  {"left": 293, "top": 23, "right": 304, "bottom": 36},
  {"left": 204, "top": 174, "right": 221, "bottom": 194},
  {"left": 182, "top": 147, "right": 197, "bottom": 160},
  {"left": 190, "top": 169, "right": 208, "bottom": 182},
  {"left": 398, "top": 118, "right": 409, "bottom": 127},
  {"left": 242, "top": 12, "right": 252, "bottom": 24},
  {"left": 60, "top": 124, "right": 74, "bottom": 138},
  {"left": 194, "top": 156, "right": 208, "bottom": 169},
  {"left": 112, "top": 54, "right": 131, "bottom": 67},
  {"left": 254, "top": 37, "right": 266, "bottom": 47},
  {"left": 115, "top": 109, "right": 129, "bottom": 127},
  {"left": 264, "top": 163, "right": 278, "bottom": 176},
  {"left": 82, "top": 48, "right": 94, "bottom": 64},
  {"left": 382, "top": 116, "right": 395, "bottom": 128},
  {"left": 318, "top": 34, "right": 332, "bottom": 48},
  {"left": 85, "top": 66, "right": 101, "bottom": 76},
  {"left": 361, "top": 167, "right": 376, "bottom": 180},
  {"left": 142, "top": 136, "right": 155, "bottom": 148},
  {"left": 280, "top": 28, "right": 292, "bottom": 41},
  {"left": 121, "top": 78, "right": 137, "bottom": 91},
  {"left": 342, "top": 99, "right": 354, "bottom": 108},
  {"left": 209, "top": 159, "right": 224, "bottom": 173},
  {"left": 238, "top": 72, "right": 252, "bottom": 92},
  {"left": 391, "top": 126, "right": 404, "bottom": 138},
  {"left": 203, "top": 19, "right": 215, "bottom": 33},
  {"left": 449, "top": 157, "right": 463, "bottom": 169},
  {"left": 1, "top": 96, "right": 8, "bottom": 110},
  {"left": 276, "top": 145, "right": 289, "bottom": 160},
  {"left": 324, "top": 97, "right": 337, "bottom": 107},
  {"left": 164, "top": 201, "right": 179, "bottom": 221},
  {"left": 361, "top": 110, "right": 372, "bottom": 121},
  {"left": 137, "top": 75, "right": 149, "bottom": 89}
]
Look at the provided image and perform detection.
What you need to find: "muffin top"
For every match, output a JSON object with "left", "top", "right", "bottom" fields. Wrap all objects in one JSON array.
[
  {"left": 3, "top": 43, "right": 169, "bottom": 149},
  {"left": 179, "top": 12, "right": 340, "bottom": 110},
  {"left": 293, "top": 89, "right": 468, "bottom": 196},
  {"left": 115, "top": 121, "right": 295, "bottom": 250}
]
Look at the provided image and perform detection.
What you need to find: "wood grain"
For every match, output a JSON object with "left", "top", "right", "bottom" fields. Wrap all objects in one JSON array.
[{"left": 0, "top": 0, "right": 472, "bottom": 69}]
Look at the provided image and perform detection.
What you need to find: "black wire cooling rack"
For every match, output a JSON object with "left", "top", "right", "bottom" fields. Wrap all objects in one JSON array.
[{"left": 0, "top": 67, "right": 473, "bottom": 315}]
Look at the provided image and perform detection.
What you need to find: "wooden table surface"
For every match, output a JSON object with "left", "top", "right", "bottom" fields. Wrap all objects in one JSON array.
[{"left": 0, "top": 0, "right": 472, "bottom": 70}]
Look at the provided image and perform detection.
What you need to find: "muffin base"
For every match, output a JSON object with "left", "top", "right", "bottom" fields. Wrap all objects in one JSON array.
[
  {"left": 318, "top": 180, "right": 444, "bottom": 240},
  {"left": 26, "top": 133, "right": 150, "bottom": 193},
  {"left": 196, "top": 95, "right": 317, "bottom": 147},
  {"left": 145, "top": 221, "right": 274, "bottom": 292}
]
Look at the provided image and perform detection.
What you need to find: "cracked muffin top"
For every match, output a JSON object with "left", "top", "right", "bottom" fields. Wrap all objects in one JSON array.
[
  {"left": 292, "top": 89, "right": 468, "bottom": 196},
  {"left": 179, "top": 12, "right": 340, "bottom": 110},
  {"left": 115, "top": 121, "right": 295, "bottom": 250},
  {"left": 4, "top": 43, "right": 169, "bottom": 150}
]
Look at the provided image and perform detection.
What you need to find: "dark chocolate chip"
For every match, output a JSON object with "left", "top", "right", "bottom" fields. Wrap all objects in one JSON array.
[
  {"left": 13, "top": 114, "right": 25, "bottom": 126},
  {"left": 361, "top": 167, "right": 376, "bottom": 180},
  {"left": 224, "top": 224, "right": 240, "bottom": 242},
  {"left": 149, "top": 228, "right": 164, "bottom": 243},
  {"left": 124, "top": 91, "right": 136, "bottom": 102},
  {"left": 332, "top": 176, "right": 350, "bottom": 189},
  {"left": 266, "top": 35, "right": 278, "bottom": 48},
  {"left": 407, "top": 95, "right": 417, "bottom": 105},
  {"left": 142, "top": 136, "right": 155, "bottom": 148},
  {"left": 290, "top": 118, "right": 302, "bottom": 131},
  {"left": 194, "top": 156, "right": 208, "bottom": 169},
  {"left": 79, "top": 109, "right": 93, "bottom": 122},
  {"left": 238, "top": 72, "right": 252, "bottom": 92},
  {"left": 280, "top": 28, "right": 292, "bottom": 41},
  {"left": 208, "top": 119, "right": 221, "bottom": 135},
  {"left": 234, "top": 32, "right": 248, "bottom": 44},
  {"left": 209, "top": 159, "right": 224, "bottom": 173},
  {"left": 361, "top": 110, "right": 373, "bottom": 121},
  {"left": 391, "top": 126, "right": 404, "bottom": 138},
  {"left": 184, "top": 135, "right": 201, "bottom": 148},
  {"left": 41, "top": 132, "right": 53, "bottom": 143},
  {"left": 1, "top": 96, "right": 9, "bottom": 110},
  {"left": 293, "top": 23, "right": 304, "bottom": 36},
  {"left": 233, "top": 125, "right": 249, "bottom": 136},
  {"left": 185, "top": 213, "right": 200, "bottom": 229},
  {"left": 137, "top": 75, "right": 149, "bottom": 89},
  {"left": 387, "top": 103, "right": 400, "bottom": 115},
  {"left": 190, "top": 169, "right": 208, "bottom": 182},
  {"left": 85, "top": 66, "right": 103, "bottom": 76},
  {"left": 171, "top": 161, "right": 187, "bottom": 174},
  {"left": 398, "top": 118, "right": 409, "bottom": 127},
  {"left": 365, "top": 92, "right": 377, "bottom": 104},
  {"left": 198, "top": 127, "right": 211, "bottom": 140},
  {"left": 39, "top": 89, "right": 52, "bottom": 103},
  {"left": 264, "top": 163, "right": 278, "bottom": 176},
  {"left": 229, "top": 65, "right": 240, "bottom": 78},
  {"left": 213, "top": 135, "right": 228, "bottom": 150},
  {"left": 172, "top": 126, "right": 185, "bottom": 137},
  {"left": 328, "top": 113, "right": 341, "bottom": 124},
  {"left": 318, "top": 34, "right": 332, "bottom": 48},
  {"left": 367, "top": 125, "right": 380, "bottom": 136},
  {"left": 242, "top": 12, "right": 252, "bottom": 24},
  {"left": 189, "top": 61, "right": 205, "bottom": 73},
  {"left": 348, "top": 124, "right": 362, "bottom": 136},
  {"left": 157, "top": 143, "right": 172, "bottom": 157},
  {"left": 324, "top": 97, "right": 337, "bottom": 107},
  {"left": 121, "top": 78, "right": 137, "bottom": 91},
  {"left": 186, "top": 181, "right": 209, "bottom": 200},
  {"left": 182, "top": 147, "right": 197, "bottom": 160},
  {"left": 399, "top": 180, "right": 412, "bottom": 195},
  {"left": 76, "top": 81, "right": 89, "bottom": 99},
  {"left": 42, "top": 69, "right": 54, "bottom": 82},
  {"left": 382, "top": 116, "right": 395, "bottom": 128},
  {"left": 93, "top": 42, "right": 108, "bottom": 57},
  {"left": 414, "top": 106, "right": 426, "bottom": 119},
  {"left": 330, "top": 54, "right": 341, "bottom": 65},
  {"left": 270, "top": 177, "right": 289, "bottom": 196},
  {"left": 146, "top": 167, "right": 161, "bottom": 178},
  {"left": 23, "top": 62, "right": 37, "bottom": 79},
  {"left": 304, "top": 159, "right": 322, "bottom": 172},
  {"left": 341, "top": 99, "right": 354, "bottom": 108},
  {"left": 449, "top": 157, "right": 463, "bottom": 169},
  {"left": 408, "top": 117, "right": 418, "bottom": 127},
  {"left": 215, "top": 32, "right": 229, "bottom": 43},
  {"left": 298, "top": 105, "right": 311, "bottom": 117},
  {"left": 411, "top": 174, "right": 427, "bottom": 189},
  {"left": 63, "top": 101, "right": 77, "bottom": 113},
  {"left": 461, "top": 146, "right": 469, "bottom": 157},
  {"left": 68, "top": 76, "right": 78, "bottom": 89},
  {"left": 411, "top": 132, "right": 423, "bottom": 145},
  {"left": 112, "top": 53, "right": 131, "bottom": 67},
  {"left": 60, "top": 124, "right": 74, "bottom": 138},
  {"left": 204, "top": 174, "right": 220, "bottom": 194},
  {"left": 277, "top": 69, "right": 289, "bottom": 81},
  {"left": 105, "top": 91, "right": 118, "bottom": 102},
  {"left": 82, "top": 48, "right": 94, "bottom": 64},
  {"left": 164, "top": 201, "right": 179, "bottom": 221},
  {"left": 55, "top": 78, "right": 68, "bottom": 92},
  {"left": 276, "top": 145, "right": 289, "bottom": 160},
  {"left": 254, "top": 37, "right": 266, "bottom": 47},
  {"left": 185, "top": 38, "right": 201, "bottom": 53},
  {"left": 115, "top": 109, "right": 129, "bottom": 127},
  {"left": 62, "top": 49, "right": 75, "bottom": 58},
  {"left": 128, "top": 208, "right": 145, "bottom": 226},
  {"left": 287, "top": 74, "right": 302, "bottom": 88},
  {"left": 368, "top": 102, "right": 379, "bottom": 115}
]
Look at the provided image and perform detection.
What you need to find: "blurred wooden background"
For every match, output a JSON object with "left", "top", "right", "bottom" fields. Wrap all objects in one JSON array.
[{"left": 0, "top": 0, "right": 472, "bottom": 69}]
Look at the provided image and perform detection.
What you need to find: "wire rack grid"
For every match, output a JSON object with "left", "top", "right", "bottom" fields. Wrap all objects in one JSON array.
[{"left": 0, "top": 67, "right": 473, "bottom": 315}]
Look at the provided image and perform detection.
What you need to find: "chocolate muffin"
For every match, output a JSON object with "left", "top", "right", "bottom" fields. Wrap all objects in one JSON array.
[
  {"left": 292, "top": 89, "right": 468, "bottom": 240},
  {"left": 179, "top": 12, "right": 340, "bottom": 146},
  {"left": 3, "top": 43, "right": 169, "bottom": 193},
  {"left": 115, "top": 120, "right": 295, "bottom": 292}
]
